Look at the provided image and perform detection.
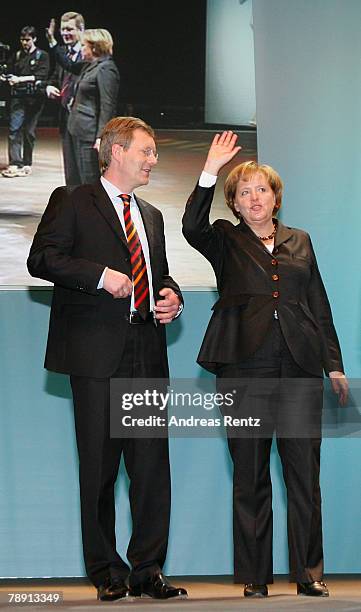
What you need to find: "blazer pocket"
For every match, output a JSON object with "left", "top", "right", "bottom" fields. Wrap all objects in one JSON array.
[
  {"left": 63, "top": 304, "right": 97, "bottom": 316},
  {"left": 298, "top": 302, "right": 319, "bottom": 328},
  {"left": 212, "top": 294, "right": 252, "bottom": 312},
  {"left": 76, "top": 103, "right": 96, "bottom": 118},
  {"left": 292, "top": 253, "right": 311, "bottom": 264}
]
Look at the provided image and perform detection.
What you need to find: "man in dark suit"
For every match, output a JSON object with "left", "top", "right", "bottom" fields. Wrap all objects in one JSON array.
[
  {"left": 27, "top": 116, "right": 187, "bottom": 602},
  {"left": 45, "top": 12, "right": 84, "bottom": 185}
]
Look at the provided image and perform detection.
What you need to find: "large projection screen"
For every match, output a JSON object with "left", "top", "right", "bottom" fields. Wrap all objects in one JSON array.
[{"left": 0, "top": 1, "right": 257, "bottom": 288}]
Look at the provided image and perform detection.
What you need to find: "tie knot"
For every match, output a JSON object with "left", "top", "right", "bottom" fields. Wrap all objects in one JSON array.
[{"left": 120, "top": 193, "right": 130, "bottom": 206}]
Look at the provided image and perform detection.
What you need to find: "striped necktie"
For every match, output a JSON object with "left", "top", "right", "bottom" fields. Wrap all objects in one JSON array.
[
  {"left": 120, "top": 194, "right": 150, "bottom": 319},
  {"left": 60, "top": 47, "right": 76, "bottom": 109}
]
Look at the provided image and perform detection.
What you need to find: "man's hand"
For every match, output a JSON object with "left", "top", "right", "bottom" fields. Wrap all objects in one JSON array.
[
  {"left": 103, "top": 268, "right": 132, "bottom": 299},
  {"left": 46, "top": 85, "right": 61, "bottom": 99},
  {"left": 93, "top": 138, "right": 101, "bottom": 151},
  {"left": 204, "top": 131, "right": 241, "bottom": 176},
  {"left": 154, "top": 288, "right": 181, "bottom": 324},
  {"left": 46, "top": 18, "right": 57, "bottom": 45},
  {"left": 8, "top": 75, "right": 20, "bottom": 86},
  {"left": 329, "top": 371, "right": 349, "bottom": 406}
]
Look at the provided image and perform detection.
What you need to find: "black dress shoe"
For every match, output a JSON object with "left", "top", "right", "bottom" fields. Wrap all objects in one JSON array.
[
  {"left": 97, "top": 577, "right": 131, "bottom": 601},
  {"left": 131, "top": 572, "right": 188, "bottom": 599},
  {"left": 244, "top": 583, "right": 268, "bottom": 598},
  {"left": 297, "top": 581, "right": 329, "bottom": 597}
]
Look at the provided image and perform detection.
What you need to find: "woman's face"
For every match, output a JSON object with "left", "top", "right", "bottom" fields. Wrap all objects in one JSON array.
[
  {"left": 81, "top": 41, "right": 95, "bottom": 61},
  {"left": 233, "top": 172, "right": 276, "bottom": 227}
]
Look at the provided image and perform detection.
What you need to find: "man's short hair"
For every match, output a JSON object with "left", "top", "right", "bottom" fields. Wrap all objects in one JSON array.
[
  {"left": 99, "top": 117, "right": 155, "bottom": 174},
  {"left": 20, "top": 26, "right": 37, "bottom": 39},
  {"left": 61, "top": 11, "right": 85, "bottom": 30},
  {"left": 82, "top": 29, "right": 113, "bottom": 57}
]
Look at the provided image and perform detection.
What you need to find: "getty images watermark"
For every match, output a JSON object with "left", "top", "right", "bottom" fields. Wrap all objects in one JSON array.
[
  {"left": 110, "top": 378, "right": 361, "bottom": 438},
  {"left": 120, "top": 386, "right": 260, "bottom": 429}
]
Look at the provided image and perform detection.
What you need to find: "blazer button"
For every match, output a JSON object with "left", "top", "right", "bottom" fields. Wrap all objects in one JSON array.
[
  {"left": 272, "top": 274, "right": 279, "bottom": 281},
  {"left": 272, "top": 291, "right": 279, "bottom": 298},
  {"left": 271, "top": 258, "right": 277, "bottom": 266}
]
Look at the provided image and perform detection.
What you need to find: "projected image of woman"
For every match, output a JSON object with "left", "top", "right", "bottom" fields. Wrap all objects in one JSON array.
[{"left": 50, "top": 28, "right": 119, "bottom": 184}]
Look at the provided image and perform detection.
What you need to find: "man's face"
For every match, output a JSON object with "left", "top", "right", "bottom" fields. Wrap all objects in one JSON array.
[
  {"left": 115, "top": 128, "right": 158, "bottom": 192},
  {"left": 60, "top": 18, "right": 81, "bottom": 46},
  {"left": 20, "top": 36, "right": 36, "bottom": 53}
]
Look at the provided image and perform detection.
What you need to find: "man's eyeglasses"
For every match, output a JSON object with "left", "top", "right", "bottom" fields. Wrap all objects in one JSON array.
[
  {"left": 140, "top": 148, "right": 159, "bottom": 160},
  {"left": 120, "top": 144, "right": 159, "bottom": 160}
]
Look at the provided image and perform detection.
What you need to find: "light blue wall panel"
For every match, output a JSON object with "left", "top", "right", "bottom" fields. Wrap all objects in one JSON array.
[
  {"left": 252, "top": 0, "right": 361, "bottom": 572},
  {"left": 1, "top": 0, "right": 361, "bottom": 580},
  {"left": 0, "top": 289, "right": 360, "bottom": 577},
  {"left": 253, "top": 0, "right": 361, "bottom": 378}
]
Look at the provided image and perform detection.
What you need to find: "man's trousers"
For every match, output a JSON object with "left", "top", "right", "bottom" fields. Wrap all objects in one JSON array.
[{"left": 70, "top": 320, "right": 171, "bottom": 587}]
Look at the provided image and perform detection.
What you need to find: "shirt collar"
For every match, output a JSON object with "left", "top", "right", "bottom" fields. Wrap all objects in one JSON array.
[
  {"left": 100, "top": 176, "right": 135, "bottom": 205},
  {"left": 71, "top": 41, "right": 81, "bottom": 54}
]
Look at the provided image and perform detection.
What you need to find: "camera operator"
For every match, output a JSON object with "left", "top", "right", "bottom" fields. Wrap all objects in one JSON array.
[{"left": 1, "top": 26, "right": 49, "bottom": 178}]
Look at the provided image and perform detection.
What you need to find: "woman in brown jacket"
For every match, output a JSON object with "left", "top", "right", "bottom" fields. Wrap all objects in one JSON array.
[{"left": 183, "top": 131, "right": 348, "bottom": 599}]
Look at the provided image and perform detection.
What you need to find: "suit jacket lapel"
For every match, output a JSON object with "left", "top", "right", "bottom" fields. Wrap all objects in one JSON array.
[
  {"left": 91, "top": 181, "right": 128, "bottom": 249},
  {"left": 92, "top": 183, "right": 157, "bottom": 262},
  {"left": 238, "top": 218, "right": 293, "bottom": 256},
  {"left": 135, "top": 196, "right": 155, "bottom": 262},
  {"left": 80, "top": 56, "right": 107, "bottom": 78},
  {"left": 275, "top": 220, "right": 293, "bottom": 248}
]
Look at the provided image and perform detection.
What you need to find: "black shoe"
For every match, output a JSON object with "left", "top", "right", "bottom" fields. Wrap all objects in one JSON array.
[
  {"left": 297, "top": 581, "right": 329, "bottom": 597},
  {"left": 131, "top": 572, "right": 188, "bottom": 599},
  {"left": 97, "top": 577, "right": 131, "bottom": 601},
  {"left": 244, "top": 583, "right": 268, "bottom": 598}
]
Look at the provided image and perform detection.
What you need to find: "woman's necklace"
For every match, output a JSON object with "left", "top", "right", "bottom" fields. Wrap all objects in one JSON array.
[{"left": 257, "top": 222, "right": 277, "bottom": 242}]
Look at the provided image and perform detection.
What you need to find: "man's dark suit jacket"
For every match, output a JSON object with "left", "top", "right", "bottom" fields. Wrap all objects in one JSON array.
[
  {"left": 47, "top": 46, "right": 82, "bottom": 134},
  {"left": 182, "top": 184, "right": 343, "bottom": 376},
  {"left": 27, "top": 182, "right": 181, "bottom": 378}
]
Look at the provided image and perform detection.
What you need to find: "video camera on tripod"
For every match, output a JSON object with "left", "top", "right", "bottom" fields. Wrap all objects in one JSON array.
[
  {"left": 0, "top": 41, "right": 11, "bottom": 117},
  {"left": 0, "top": 41, "right": 10, "bottom": 74},
  {"left": 3, "top": 75, "right": 46, "bottom": 97}
]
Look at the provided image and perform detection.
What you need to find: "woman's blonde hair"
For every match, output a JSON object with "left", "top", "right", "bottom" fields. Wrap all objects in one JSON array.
[
  {"left": 82, "top": 28, "right": 113, "bottom": 56},
  {"left": 224, "top": 161, "right": 283, "bottom": 219}
]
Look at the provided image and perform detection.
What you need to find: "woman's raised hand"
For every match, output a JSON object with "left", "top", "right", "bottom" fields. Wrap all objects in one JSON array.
[{"left": 204, "top": 130, "right": 241, "bottom": 176}]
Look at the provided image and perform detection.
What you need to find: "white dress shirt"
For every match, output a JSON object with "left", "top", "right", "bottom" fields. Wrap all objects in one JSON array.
[{"left": 98, "top": 176, "right": 155, "bottom": 311}]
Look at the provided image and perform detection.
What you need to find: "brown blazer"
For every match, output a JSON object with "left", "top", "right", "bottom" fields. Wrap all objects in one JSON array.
[
  {"left": 182, "top": 183, "right": 343, "bottom": 376},
  {"left": 27, "top": 181, "right": 182, "bottom": 378}
]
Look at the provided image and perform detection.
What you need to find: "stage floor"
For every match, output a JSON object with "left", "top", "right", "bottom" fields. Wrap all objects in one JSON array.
[
  {"left": 0, "top": 127, "right": 257, "bottom": 288},
  {"left": 0, "top": 576, "right": 360, "bottom": 610}
]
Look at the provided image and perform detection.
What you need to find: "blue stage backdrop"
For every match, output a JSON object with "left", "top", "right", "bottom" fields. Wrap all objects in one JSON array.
[
  {"left": 0, "top": 288, "right": 360, "bottom": 578},
  {"left": 1, "top": 0, "right": 361, "bottom": 578}
]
